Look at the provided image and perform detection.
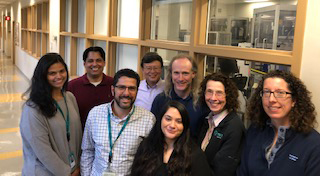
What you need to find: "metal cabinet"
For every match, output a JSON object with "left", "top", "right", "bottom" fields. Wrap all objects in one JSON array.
[{"left": 251, "top": 5, "right": 296, "bottom": 51}]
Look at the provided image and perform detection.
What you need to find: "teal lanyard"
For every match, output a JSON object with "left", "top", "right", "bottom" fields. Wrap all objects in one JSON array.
[
  {"left": 54, "top": 94, "right": 70, "bottom": 141},
  {"left": 107, "top": 106, "right": 135, "bottom": 163}
]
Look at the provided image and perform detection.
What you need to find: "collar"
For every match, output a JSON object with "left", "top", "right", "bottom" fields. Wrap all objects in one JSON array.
[
  {"left": 206, "top": 109, "right": 229, "bottom": 127},
  {"left": 266, "top": 120, "right": 290, "bottom": 131},
  {"left": 82, "top": 73, "right": 106, "bottom": 86},
  {"left": 141, "top": 79, "right": 164, "bottom": 90},
  {"left": 108, "top": 100, "right": 136, "bottom": 123},
  {"left": 170, "top": 89, "right": 192, "bottom": 101},
  {"left": 265, "top": 120, "right": 294, "bottom": 141}
]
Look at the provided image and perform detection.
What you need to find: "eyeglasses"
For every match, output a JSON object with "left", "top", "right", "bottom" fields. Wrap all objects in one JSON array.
[
  {"left": 205, "top": 90, "right": 225, "bottom": 98},
  {"left": 144, "top": 66, "right": 161, "bottom": 72},
  {"left": 260, "top": 90, "right": 292, "bottom": 99},
  {"left": 115, "top": 85, "right": 137, "bottom": 92}
]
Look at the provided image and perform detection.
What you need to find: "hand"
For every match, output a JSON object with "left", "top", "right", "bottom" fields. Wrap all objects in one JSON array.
[{"left": 71, "top": 167, "right": 80, "bottom": 176}]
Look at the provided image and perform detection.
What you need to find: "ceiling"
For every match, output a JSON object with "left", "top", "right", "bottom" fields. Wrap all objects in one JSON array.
[{"left": 0, "top": 0, "right": 16, "bottom": 9}]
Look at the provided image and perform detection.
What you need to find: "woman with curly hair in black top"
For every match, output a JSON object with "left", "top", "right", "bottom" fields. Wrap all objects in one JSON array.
[
  {"left": 237, "top": 70, "right": 320, "bottom": 176},
  {"left": 131, "top": 100, "right": 212, "bottom": 176},
  {"left": 197, "top": 72, "right": 245, "bottom": 176}
]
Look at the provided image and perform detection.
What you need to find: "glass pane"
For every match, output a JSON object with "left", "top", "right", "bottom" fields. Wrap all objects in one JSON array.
[
  {"left": 64, "top": 36, "right": 71, "bottom": 69},
  {"left": 93, "top": 40, "right": 107, "bottom": 50},
  {"left": 78, "top": 0, "right": 86, "bottom": 33},
  {"left": 65, "top": 0, "right": 71, "bottom": 32},
  {"left": 150, "top": 48, "right": 188, "bottom": 78},
  {"left": 207, "top": 0, "right": 297, "bottom": 51},
  {"left": 151, "top": 0, "right": 192, "bottom": 42},
  {"left": 32, "top": 33, "right": 36, "bottom": 54},
  {"left": 116, "top": 44, "right": 139, "bottom": 71},
  {"left": 37, "top": 5, "right": 42, "bottom": 30},
  {"left": 94, "top": 0, "right": 108, "bottom": 35},
  {"left": 117, "top": 0, "right": 140, "bottom": 38},
  {"left": 77, "top": 38, "right": 86, "bottom": 76}
]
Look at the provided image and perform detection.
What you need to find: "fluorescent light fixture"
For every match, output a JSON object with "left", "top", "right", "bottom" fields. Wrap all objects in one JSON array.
[
  {"left": 261, "top": 15, "right": 272, "bottom": 19},
  {"left": 285, "top": 16, "right": 296, "bottom": 20},
  {"left": 245, "top": 0, "right": 269, "bottom": 2}
]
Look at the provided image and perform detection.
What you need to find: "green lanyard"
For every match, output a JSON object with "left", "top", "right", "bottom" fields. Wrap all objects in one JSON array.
[
  {"left": 107, "top": 106, "right": 135, "bottom": 163},
  {"left": 54, "top": 94, "right": 70, "bottom": 141}
]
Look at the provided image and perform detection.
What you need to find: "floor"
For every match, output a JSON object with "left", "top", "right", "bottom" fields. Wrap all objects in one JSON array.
[{"left": 0, "top": 53, "right": 29, "bottom": 176}]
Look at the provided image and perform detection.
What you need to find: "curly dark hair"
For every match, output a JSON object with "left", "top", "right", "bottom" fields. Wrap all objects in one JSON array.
[
  {"left": 24, "top": 53, "right": 69, "bottom": 118},
  {"left": 198, "top": 73, "right": 239, "bottom": 113},
  {"left": 131, "top": 100, "right": 192, "bottom": 176},
  {"left": 247, "top": 70, "right": 316, "bottom": 133}
]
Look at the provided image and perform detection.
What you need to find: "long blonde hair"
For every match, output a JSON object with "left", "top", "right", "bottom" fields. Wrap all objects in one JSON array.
[{"left": 164, "top": 54, "right": 199, "bottom": 107}]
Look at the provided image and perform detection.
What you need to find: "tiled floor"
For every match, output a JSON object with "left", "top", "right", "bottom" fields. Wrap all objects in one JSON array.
[{"left": 0, "top": 53, "right": 30, "bottom": 176}]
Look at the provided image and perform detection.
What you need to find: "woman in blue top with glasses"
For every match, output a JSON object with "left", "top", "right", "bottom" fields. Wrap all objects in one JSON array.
[{"left": 237, "top": 70, "right": 320, "bottom": 176}]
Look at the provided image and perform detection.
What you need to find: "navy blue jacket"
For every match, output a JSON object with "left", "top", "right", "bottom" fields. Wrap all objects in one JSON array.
[
  {"left": 151, "top": 91, "right": 210, "bottom": 137},
  {"left": 237, "top": 124, "right": 320, "bottom": 176}
]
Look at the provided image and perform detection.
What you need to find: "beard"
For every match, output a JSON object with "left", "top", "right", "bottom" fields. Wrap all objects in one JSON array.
[{"left": 114, "top": 95, "right": 135, "bottom": 109}]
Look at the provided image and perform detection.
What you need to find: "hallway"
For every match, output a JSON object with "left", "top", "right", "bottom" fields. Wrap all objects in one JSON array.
[{"left": 0, "top": 53, "right": 28, "bottom": 176}]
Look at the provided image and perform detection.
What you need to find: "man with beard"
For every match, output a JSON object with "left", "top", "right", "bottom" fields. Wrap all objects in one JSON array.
[
  {"left": 81, "top": 68, "right": 155, "bottom": 176},
  {"left": 68, "top": 46, "right": 113, "bottom": 129}
]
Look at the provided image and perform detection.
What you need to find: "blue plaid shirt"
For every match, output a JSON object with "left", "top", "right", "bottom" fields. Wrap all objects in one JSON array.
[{"left": 81, "top": 102, "right": 155, "bottom": 176}]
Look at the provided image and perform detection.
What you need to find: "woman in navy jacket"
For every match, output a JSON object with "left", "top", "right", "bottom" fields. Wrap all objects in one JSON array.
[
  {"left": 198, "top": 73, "right": 245, "bottom": 176},
  {"left": 237, "top": 70, "right": 320, "bottom": 176}
]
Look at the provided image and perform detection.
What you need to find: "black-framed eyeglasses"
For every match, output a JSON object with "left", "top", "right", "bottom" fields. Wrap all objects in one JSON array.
[
  {"left": 115, "top": 85, "right": 137, "bottom": 92},
  {"left": 260, "top": 90, "right": 292, "bottom": 99}
]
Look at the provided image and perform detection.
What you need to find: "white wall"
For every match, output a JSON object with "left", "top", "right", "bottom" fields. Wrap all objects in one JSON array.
[{"left": 300, "top": 0, "right": 320, "bottom": 131}]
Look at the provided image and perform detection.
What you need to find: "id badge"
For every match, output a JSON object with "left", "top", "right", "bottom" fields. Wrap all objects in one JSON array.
[
  {"left": 69, "top": 153, "right": 76, "bottom": 170},
  {"left": 103, "top": 163, "right": 116, "bottom": 176},
  {"left": 102, "top": 171, "right": 117, "bottom": 176}
]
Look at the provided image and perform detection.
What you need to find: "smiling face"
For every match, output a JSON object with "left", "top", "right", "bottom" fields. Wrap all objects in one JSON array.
[
  {"left": 111, "top": 76, "right": 138, "bottom": 110},
  {"left": 47, "top": 62, "right": 67, "bottom": 91},
  {"left": 142, "top": 60, "right": 162, "bottom": 86},
  {"left": 262, "top": 77, "right": 295, "bottom": 126},
  {"left": 161, "top": 107, "right": 184, "bottom": 142},
  {"left": 171, "top": 58, "right": 195, "bottom": 95},
  {"left": 84, "top": 51, "right": 105, "bottom": 79},
  {"left": 205, "top": 80, "right": 226, "bottom": 115}
]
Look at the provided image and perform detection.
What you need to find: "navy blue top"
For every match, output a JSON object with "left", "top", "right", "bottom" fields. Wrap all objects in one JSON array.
[
  {"left": 151, "top": 91, "right": 210, "bottom": 137},
  {"left": 237, "top": 124, "right": 320, "bottom": 176}
]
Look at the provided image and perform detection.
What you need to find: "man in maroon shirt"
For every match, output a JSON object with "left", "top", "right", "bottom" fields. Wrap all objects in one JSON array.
[{"left": 68, "top": 46, "right": 113, "bottom": 129}]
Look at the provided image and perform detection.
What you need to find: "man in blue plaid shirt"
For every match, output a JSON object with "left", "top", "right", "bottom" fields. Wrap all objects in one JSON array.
[{"left": 81, "top": 69, "right": 155, "bottom": 176}]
